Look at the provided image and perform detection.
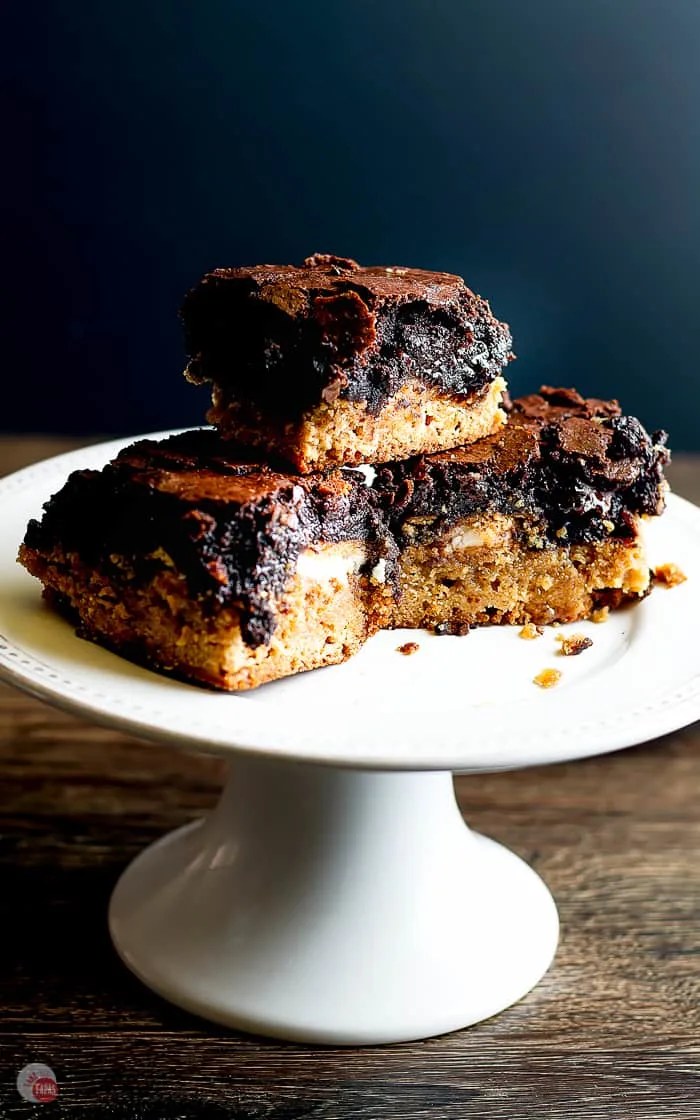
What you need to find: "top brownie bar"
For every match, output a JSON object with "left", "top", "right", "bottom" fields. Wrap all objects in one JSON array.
[{"left": 180, "top": 253, "right": 514, "bottom": 472}]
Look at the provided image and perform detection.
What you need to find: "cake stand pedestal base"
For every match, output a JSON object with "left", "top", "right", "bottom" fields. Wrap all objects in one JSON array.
[{"left": 109, "top": 755, "right": 559, "bottom": 1045}]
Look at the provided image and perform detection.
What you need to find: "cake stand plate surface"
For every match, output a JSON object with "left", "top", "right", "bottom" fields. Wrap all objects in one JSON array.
[{"left": 1, "top": 433, "right": 698, "bottom": 1043}]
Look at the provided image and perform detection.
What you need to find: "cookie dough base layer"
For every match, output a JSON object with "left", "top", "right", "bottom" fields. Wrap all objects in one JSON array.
[
  {"left": 208, "top": 377, "right": 507, "bottom": 473},
  {"left": 20, "top": 541, "right": 382, "bottom": 691},
  {"left": 20, "top": 514, "right": 651, "bottom": 691},
  {"left": 393, "top": 514, "right": 650, "bottom": 630}
]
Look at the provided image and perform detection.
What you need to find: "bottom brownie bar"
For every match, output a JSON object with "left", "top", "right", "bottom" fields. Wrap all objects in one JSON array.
[
  {"left": 19, "top": 432, "right": 394, "bottom": 690},
  {"left": 19, "top": 389, "right": 669, "bottom": 690},
  {"left": 376, "top": 385, "right": 668, "bottom": 633}
]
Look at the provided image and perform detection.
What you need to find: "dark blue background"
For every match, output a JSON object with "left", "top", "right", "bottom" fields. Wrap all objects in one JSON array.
[{"left": 3, "top": 1, "right": 699, "bottom": 446}]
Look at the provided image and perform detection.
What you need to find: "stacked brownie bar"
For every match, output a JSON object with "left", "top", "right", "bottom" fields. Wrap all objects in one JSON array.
[
  {"left": 180, "top": 252, "right": 513, "bottom": 471},
  {"left": 20, "top": 255, "right": 669, "bottom": 690}
]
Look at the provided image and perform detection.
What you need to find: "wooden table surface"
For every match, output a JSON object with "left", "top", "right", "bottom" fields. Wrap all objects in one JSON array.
[{"left": 1, "top": 437, "right": 700, "bottom": 1119}]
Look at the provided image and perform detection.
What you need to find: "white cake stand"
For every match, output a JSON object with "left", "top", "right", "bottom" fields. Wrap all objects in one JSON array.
[{"left": 2, "top": 434, "right": 700, "bottom": 1045}]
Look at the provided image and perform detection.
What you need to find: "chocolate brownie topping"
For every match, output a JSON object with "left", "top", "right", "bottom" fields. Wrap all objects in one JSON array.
[
  {"left": 510, "top": 385, "right": 621, "bottom": 422},
  {"left": 180, "top": 253, "right": 514, "bottom": 414},
  {"left": 377, "top": 386, "right": 669, "bottom": 546}
]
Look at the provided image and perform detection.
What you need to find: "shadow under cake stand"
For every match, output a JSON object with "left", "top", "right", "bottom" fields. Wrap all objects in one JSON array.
[{"left": 1, "top": 435, "right": 700, "bottom": 1045}]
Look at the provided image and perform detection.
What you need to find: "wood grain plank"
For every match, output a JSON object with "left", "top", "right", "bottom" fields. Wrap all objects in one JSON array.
[{"left": 1, "top": 1037, "right": 700, "bottom": 1118}]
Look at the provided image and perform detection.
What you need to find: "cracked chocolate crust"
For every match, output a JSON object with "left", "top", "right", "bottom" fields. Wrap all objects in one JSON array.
[
  {"left": 376, "top": 386, "right": 669, "bottom": 547},
  {"left": 21, "top": 429, "right": 390, "bottom": 648},
  {"left": 180, "top": 253, "right": 514, "bottom": 415}
]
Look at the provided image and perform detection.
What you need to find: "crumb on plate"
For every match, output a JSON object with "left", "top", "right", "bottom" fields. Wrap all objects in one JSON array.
[
  {"left": 653, "top": 562, "right": 687, "bottom": 588},
  {"left": 397, "top": 641, "right": 420, "bottom": 656},
  {"left": 556, "top": 633, "right": 593, "bottom": 656},
  {"left": 533, "top": 668, "right": 562, "bottom": 689},
  {"left": 519, "top": 623, "right": 544, "bottom": 640},
  {"left": 590, "top": 606, "right": 609, "bottom": 623},
  {"left": 433, "top": 620, "right": 471, "bottom": 636}
]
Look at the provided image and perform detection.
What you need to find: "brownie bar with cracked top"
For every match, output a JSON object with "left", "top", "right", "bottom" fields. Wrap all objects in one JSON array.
[
  {"left": 19, "top": 430, "right": 394, "bottom": 690},
  {"left": 180, "top": 253, "right": 513, "bottom": 472},
  {"left": 376, "top": 386, "right": 669, "bottom": 631}
]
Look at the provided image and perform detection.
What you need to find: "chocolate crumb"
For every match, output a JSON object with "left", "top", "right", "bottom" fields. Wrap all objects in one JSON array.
[
  {"left": 433, "top": 620, "right": 471, "bottom": 636},
  {"left": 519, "top": 623, "right": 544, "bottom": 640},
  {"left": 533, "top": 668, "right": 562, "bottom": 689},
  {"left": 592, "top": 588, "right": 628, "bottom": 611},
  {"left": 653, "top": 562, "right": 687, "bottom": 588},
  {"left": 556, "top": 633, "right": 593, "bottom": 656},
  {"left": 397, "top": 641, "right": 420, "bottom": 656}
]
